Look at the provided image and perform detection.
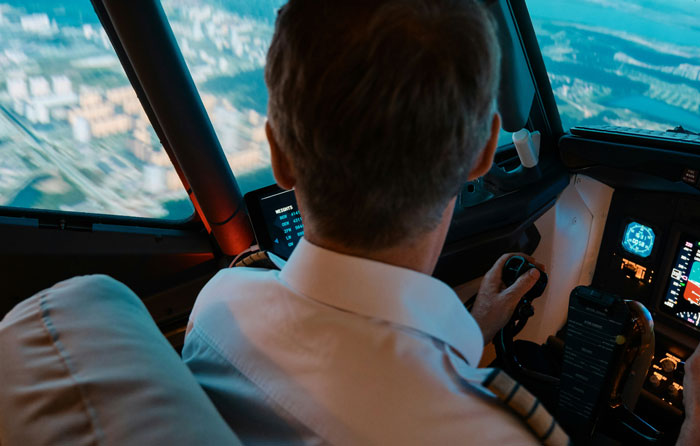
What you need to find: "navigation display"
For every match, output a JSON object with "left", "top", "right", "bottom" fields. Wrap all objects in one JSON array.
[
  {"left": 662, "top": 235, "right": 700, "bottom": 328},
  {"left": 621, "top": 221, "right": 655, "bottom": 258}
]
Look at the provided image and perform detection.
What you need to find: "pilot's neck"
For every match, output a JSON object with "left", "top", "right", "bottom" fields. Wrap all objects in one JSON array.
[{"left": 303, "top": 197, "right": 456, "bottom": 276}]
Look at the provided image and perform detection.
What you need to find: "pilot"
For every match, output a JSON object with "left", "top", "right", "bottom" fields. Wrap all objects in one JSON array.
[{"left": 183, "top": 0, "right": 561, "bottom": 444}]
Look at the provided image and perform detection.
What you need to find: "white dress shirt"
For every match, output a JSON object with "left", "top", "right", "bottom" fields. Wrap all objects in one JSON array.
[{"left": 184, "top": 238, "right": 538, "bottom": 445}]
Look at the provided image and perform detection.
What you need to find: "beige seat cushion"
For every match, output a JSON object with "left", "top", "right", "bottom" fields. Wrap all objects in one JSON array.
[{"left": 0, "top": 275, "right": 241, "bottom": 446}]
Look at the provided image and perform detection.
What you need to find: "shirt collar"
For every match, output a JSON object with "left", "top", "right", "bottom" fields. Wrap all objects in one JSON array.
[{"left": 279, "top": 238, "right": 484, "bottom": 365}]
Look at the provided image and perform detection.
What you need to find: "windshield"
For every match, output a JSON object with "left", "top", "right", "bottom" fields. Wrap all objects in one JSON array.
[
  {"left": 161, "top": 0, "right": 283, "bottom": 195},
  {"left": 0, "top": 1, "right": 194, "bottom": 219},
  {"left": 527, "top": 0, "right": 700, "bottom": 133}
]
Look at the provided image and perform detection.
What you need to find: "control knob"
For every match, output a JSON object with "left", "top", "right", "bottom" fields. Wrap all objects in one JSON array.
[
  {"left": 660, "top": 358, "right": 677, "bottom": 373},
  {"left": 648, "top": 374, "right": 661, "bottom": 388}
]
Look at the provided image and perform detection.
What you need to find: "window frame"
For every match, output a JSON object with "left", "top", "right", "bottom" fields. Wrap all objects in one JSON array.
[
  {"left": 91, "top": 0, "right": 254, "bottom": 255},
  {"left": 509, "top": 0, "right": 565, "bottom": 145}
]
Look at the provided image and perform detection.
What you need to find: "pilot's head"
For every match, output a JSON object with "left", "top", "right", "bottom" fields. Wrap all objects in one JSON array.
[{"left": 265, "top": 0, "right": 501, "bottom": 252}]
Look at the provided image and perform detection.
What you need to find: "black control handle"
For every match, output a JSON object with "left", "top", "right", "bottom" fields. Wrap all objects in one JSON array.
[
  {"left": 502, "top": 256, "right": 548, "bottom": 326},
  {"left": 601, "top": 404, "right": 662, "bottom": 444},
  {"left": 494, "top": 256, "right": 556, "bottom": 385}
]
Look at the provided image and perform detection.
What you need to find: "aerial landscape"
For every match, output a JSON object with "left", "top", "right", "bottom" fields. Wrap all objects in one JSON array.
[
  {"left": 0, "top": 0, "right": 281, "bottom": 219},
  {"left": 527, "top": 0, "right": 700, "bottom": 132},
  {"left": 0, "top": 0, "right": 698, "bottom": 219}
]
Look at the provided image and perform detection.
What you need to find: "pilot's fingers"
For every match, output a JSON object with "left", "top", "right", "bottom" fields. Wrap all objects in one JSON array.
[
  {"left": 509, "top": 252, "right": 546, "bottom": 272},
  {"left": 501, "top": 268, "right": 541, "bottom": 304},
  {"left": 482, "top": 253, "right": 514, "bottom": 284},
  {"left": 520, "top": 254, "right": 546, "bottom": 273},
  {"left": 488, "top": 252, "right": 525, "bottom": 278},
  {"left": 489, "top": 253, "right": 516, "bottom": 271},
  {"left": 491, "top": 252, "right": 546, "bottom": 274}
]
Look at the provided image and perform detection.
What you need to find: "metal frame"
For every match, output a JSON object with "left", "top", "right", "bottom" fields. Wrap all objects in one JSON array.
[
  {"left": 92, "top": 0, "right": 254, "bottom": 255},
  {"left": 508, "top": 0, "right": 565, "bottom": 145}
]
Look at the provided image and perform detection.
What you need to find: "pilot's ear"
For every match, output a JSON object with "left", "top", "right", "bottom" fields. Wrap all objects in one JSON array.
[
  {"left": 266, "top": 121, "right": 296, "bottom": 190},
  {"left": 467, "top": 113, "right": 501, "bottom": 181}
]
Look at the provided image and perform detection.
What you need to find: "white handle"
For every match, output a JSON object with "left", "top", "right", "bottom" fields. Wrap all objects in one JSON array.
[{"left": 512, "top": 129, "right": 541, "bottom": 168}]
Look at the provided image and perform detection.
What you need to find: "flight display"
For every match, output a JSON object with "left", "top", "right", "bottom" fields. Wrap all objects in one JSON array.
[
  {"left": 662, "top": 235, "right": 700, "bottom": 328},
  {"left": 621, "top": 221, "right": 655, "bottom": 258},
  {"left": 257, "top": 188, "right": 303, "bottom": 260}
]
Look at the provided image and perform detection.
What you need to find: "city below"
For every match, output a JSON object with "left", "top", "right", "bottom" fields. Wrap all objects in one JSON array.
[
  {"left": 0, "top": 0, "right": 698, "bottom": 220},
  {"left": 0, "top": 1, "right": 278, "bottom": 219}
]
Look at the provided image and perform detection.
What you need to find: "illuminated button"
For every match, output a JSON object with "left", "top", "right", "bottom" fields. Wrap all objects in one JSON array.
[
  {"left": 621, "top": 258, "right": 647, "bottom": 280},
  {"left": 660, "top": 358, "right": 677, "bottom": 373},
  {"left": 682, "top": 168, "right": 699, "bottom": 186},
  {"left": 649, "top": 374, "right": 661, "bottom": 388},
  {"left": 668, "top": 385, "right": 680, "bottom": 398}
]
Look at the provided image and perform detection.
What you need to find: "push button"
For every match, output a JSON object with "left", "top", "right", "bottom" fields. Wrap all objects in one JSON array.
[
  {"left": 649, "top": 374, "right": 661, "bottom": 388},
  {"left": 660, "top": 358, "right": 677, "bottom": 373}
]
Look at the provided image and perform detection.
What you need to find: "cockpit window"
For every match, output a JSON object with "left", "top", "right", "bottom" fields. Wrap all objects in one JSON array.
[
  {"left": 0, "top": 2, "right": 194, "bottom": 219},
  {"left": 526, "top": 0, "right": 700, "bottom": 133},
  {"left": 161, "top": 0, "right": 284, "bottom": 195},
  {"left": 162, "top": 1, "right": 517, "bottom": 192}
]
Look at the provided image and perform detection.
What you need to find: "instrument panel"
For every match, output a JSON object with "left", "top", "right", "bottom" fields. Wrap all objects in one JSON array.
[
  {"left": 621, "top": 221, "right": 656, "bottom": 259},
  {"left": 592, "top": 190, "right": 700, "bottom": 414},
  {"left": 593, "top": 190, "right": 700, "bottom": 339},
  {"left": 661, "top": 235, "right": 700, "bottom": 329}
]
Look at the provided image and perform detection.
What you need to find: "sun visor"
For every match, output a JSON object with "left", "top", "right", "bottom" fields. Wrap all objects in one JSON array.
[{"left": 487, "top": 0, "right": 535, "bottom": 132}]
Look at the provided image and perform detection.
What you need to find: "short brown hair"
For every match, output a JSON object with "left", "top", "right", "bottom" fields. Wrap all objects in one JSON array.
[{"left": 266, "top": 0, "right": 501, "bottom": 248}]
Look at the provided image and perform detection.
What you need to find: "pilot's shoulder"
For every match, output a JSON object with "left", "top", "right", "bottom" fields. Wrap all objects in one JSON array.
[{"left": 189, "top": 267, "right": 283, "bottom": 321}]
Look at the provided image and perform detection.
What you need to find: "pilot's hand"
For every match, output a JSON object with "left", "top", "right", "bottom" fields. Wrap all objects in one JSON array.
[
  {"left": 470, "top": 253, "right": 544, "bottom": 346},
  {"left": 678, "top": 345, "right": 700, "bottom": 445}
]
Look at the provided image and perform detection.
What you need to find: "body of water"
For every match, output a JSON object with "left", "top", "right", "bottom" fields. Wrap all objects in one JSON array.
[{"left": 607, "top": 95, "right": 700, "bottom": 132}]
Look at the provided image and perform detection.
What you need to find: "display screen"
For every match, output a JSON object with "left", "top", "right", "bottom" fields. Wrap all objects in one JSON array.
[
  {"left": 257, "top": 189, "right": 304, "bottom": 259},
  {"left": 662, "top": 235, "right": 700, "bottom": 328},
  {"left": 622, "top": 222, "right": 655, "bottom": 258}
]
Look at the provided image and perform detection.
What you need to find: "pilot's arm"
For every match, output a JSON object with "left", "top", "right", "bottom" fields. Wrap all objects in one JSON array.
[{"left": 678, "top": 346, "right": 700, "bottom": 445}]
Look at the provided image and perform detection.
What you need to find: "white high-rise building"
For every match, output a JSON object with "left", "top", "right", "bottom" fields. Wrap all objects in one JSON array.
[
  {"left": 26, "top": 102, "right": 50, "bottom": 124},
  {"left": 7, "top": 76, "right": 28, "bottom": 100},
  {"left": 72, "top": 116, "right": 91, "bottom": 143},
  {"left": 143, "top": 165, "right": 166, "bottom": 194},
  {"left": 29, "top": 76, "right": 50, "bottom": 97},
  {"left": 193, "top": 20, "right": 204, "bottom": 41},
  {"left": 231, "top": 28, "right": 244, "bottom": 57},
  {"left": 219, "top": 57, "right": 229, "bottom": 72},
  {"left": 52, "top": 75, "right": 73, "bottom": 96}
]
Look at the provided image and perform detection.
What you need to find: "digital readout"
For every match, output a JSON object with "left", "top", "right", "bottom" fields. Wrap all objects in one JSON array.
[
  {"left": 622, "top": 222, "right": 655, "bottom": 258},
  {"left": 662, "top": 237, "right": 700, "bottom": 328}
]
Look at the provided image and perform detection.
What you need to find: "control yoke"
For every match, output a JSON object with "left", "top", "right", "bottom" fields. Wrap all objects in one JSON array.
[{"left": 494, "top": 256, "right": 552, "bottom": 382}]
